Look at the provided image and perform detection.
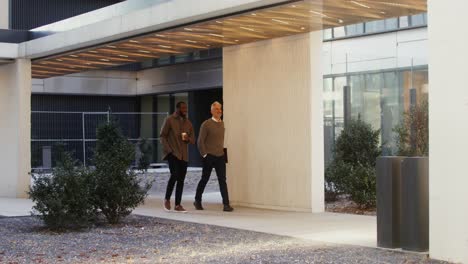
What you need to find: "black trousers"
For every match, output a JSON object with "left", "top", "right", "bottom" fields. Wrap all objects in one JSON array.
[
  {"left": 195, "top": 154, "right": 230, "bottom": 205},
  {"left": 165, "top": 154, "right": 188, "bottom": 206}
]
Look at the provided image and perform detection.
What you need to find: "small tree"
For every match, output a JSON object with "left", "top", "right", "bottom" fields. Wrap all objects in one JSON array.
[
  {"left": 137, "top": 138, "right": 153, "bottom": 172},
  {"left": 92, "top": 121, "right": 151, "bottom": 224},
  {"left": 29, "top": 153, "right": 96, "bottom": 230},
  {"left": 325, "top": 118, "right": 381, "bottom": 208},
  {"left": 394, "top": 99, "right": 429, "bottom": 156}
]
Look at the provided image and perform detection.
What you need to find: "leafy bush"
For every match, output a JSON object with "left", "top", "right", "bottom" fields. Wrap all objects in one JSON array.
[
  {"left": 137, "top": 138, "right": 153, "bottom": 172},
  {"left": 343, "top": 163, "right": 377, "bottom": 207},
  {"left": 394, "top": 99, "right": 429, "bottom": 156},
  {"left": 29, "top": 153, "right": 96, "bottom": 230},
  {"left": 92, "top": 121, "right": 152, "bottom": 224},
  {"left": 325, "top": 118, "right": 381, "bottom": 208}
]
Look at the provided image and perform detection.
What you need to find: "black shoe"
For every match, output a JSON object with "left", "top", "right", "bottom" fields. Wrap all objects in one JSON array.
[
  {"left": 223, "top": 205, "right": 234, "bottom": 212},
  {"left": 193, "top": 201, "right": 204, "bottom": 210}
]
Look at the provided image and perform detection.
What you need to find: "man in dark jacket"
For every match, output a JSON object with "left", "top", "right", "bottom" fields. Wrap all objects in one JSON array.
[{"left": 160, "top": 102, "right": 195, "bottom": 212}]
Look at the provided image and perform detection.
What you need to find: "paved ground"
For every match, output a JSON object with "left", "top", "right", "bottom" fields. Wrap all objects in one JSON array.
[{"left": 0, "top": 215, "right": 451, "bottom": 264}]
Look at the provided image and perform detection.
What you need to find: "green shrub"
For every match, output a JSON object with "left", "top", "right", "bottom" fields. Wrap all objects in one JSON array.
[
  {"left": 92, "top": 121, "right": 152, "bottom": 224},
  {"left": 325, "top": 118, "right": 381, "bottom": 208},
  {"left": 343, "top": 163, "right": 377, "bottom": 208},
  {"left": 333, "top": 118, "right": 381, "bottom": 167},
  {"left": 394, "top": 99, "right": 429, "bottom": 157},
  {"left": 29, "top": 153, "right": 96, "bottom": 230}
]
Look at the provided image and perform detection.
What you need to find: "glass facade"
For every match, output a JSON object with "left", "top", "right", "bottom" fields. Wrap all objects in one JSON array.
[
  {"left": 323, "top": 68, "right": 428, "bottom": 164},
  {"left": 324, "top": 13, "right": 427, "bottom": 40}
]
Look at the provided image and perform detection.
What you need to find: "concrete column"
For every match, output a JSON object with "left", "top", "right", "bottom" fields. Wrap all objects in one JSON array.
[
  {"left": 428, "top": 0, "right": 468, "bottom": 263},
  {"left": 0, "top": 59, "right": 32, "bottom": 198},
  {"left": 0, "top": 0, "right": 8, "bottom": 29},
  {"left": 223, "top": 32, "right": 324, "bottom": 212}
]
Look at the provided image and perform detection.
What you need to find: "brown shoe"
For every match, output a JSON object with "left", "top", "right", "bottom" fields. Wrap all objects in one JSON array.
[
  {"left": 174, "top": 205, "right": 187, "bottom": 213},
  {"left": 163, "top": 199, "right": 171, "bottom": 212}
]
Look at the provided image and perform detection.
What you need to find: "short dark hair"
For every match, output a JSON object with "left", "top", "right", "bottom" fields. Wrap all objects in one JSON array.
[{"left": 176, "top": 101, "right": 186, "bottom": 109}]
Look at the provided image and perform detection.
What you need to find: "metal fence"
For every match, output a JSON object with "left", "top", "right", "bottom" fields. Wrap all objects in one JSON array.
[{"left": 31, "top": 111, "right": 168, "bottom": 170}]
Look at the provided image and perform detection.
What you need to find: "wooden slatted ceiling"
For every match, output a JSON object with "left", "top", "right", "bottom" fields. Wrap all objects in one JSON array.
[{"left": 32, "top": 0, "right": 427, "bottom": 79}]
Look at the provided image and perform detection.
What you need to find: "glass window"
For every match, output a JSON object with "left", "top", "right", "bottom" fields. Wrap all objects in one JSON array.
[
  {"left": 333, "top": 77, "right": 347, "bottom": 138},
  {"left": 140, "top": 59, "right": 153, "bottom": 69},
  {"left": 365, "top": 20, "right": 385, "bottom": 33},
  {"left": 333, "top": 26, "right": 345, "bottom": 38},
  {"left": 345, "top": 23, "right": 364, "bottom": 36},
  {"left": 411, "top": 13, "right": 427, "bottom": 26},
  {"left": 399, "top": 68, "right": 428, "bottom": 112},
  {"left": 158, "top": 55, "right": 171, "bottom": 65},
  {"left": 323, "top": 28, "right": 333, "bottom": 40},
  {"left": 349, "top": 75, "right": 365, "bottom": 120},
  {"left": 323, "top": 78, "right": 334, "bottom": 119},
  {"left": 363, "top": 73, "right": 383, "bottom": 131},
  {"left": 381, "top": 72, "right": 400, "bottom": 155},
  {"left": 323, "top": 78, "right": 334, "bottom": 164},
  {"left": 399, "top": 16, "right": 409, "bottom": 28},
  {"left": 385, "top": 18, "right": 398, "bottom": 30},
  {"left": 325, "top": 13, "right": 427, "bottom": 40},
  {"left": 174, "top": 54, "right": 190, "bottom": 63}
]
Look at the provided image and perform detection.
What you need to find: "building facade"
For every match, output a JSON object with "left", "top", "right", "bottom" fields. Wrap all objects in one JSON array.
[{"left": 0, "top": 0, "right": 466, "bottom": 262}]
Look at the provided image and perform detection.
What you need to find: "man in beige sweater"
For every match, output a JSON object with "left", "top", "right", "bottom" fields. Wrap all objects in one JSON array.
[{"left": 194, "top": 101, "right": 233, "bottom": 212}]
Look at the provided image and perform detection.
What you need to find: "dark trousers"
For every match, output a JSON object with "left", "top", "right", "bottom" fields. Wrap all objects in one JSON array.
[
  {"left": 195, "top": 154, "right": 230, "bottom": 205},
  {"left": 165, "top": 154, "right": 188, "bottom": 206}
]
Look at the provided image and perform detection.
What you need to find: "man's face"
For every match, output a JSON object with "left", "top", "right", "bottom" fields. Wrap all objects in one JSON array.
[
  {"left": 178, "top": 103, "right": 188, "bottom": 117},
  {"left": 211, "top": 104, "right": 222, "bottom": 119}
]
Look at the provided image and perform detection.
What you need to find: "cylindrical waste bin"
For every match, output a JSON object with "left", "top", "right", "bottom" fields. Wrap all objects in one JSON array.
[
  {"left": 401, "top": 157, "right": 429, "bottom": 252},
  {"left": 376, "top": 156, "right": 404, "bottom": 248}
]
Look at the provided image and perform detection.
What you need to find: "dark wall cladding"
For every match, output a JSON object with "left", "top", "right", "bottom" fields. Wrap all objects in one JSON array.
[
  {"left": 32, "top": 94, "right": 139, "bottom": 112},
  {"left": 10, "top": 0, "right": 124, "bottom": 30}
]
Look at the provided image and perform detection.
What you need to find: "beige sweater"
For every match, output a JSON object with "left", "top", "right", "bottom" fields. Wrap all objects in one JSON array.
[{"left": 197, "top": 119, "right": 225, "bottom": 157}]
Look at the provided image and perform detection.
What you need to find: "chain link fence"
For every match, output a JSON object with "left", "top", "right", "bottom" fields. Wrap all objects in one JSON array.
[{"left": 31, "top": 111, "right": 168, "bottom": 171}]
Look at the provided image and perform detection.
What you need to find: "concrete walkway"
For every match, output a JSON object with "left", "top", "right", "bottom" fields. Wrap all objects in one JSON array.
[
  {"left": 0, "top": 194, "right": 377, "bottom": 248},
  {"left": 136, "top": 193, "right": 377, "bottom": 248}
]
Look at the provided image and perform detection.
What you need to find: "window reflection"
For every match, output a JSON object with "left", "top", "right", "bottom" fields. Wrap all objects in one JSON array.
[
  {"left": 323, "top": 13, "right": 427, "bottom": 40},
  {"left": 323, "top": 68, "right": 428, "bottom": 159}
]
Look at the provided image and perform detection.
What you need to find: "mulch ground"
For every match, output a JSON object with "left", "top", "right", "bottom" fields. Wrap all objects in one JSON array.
[
  {"left": 0, "top": 215, "right": 451, "bottom": 264},
  {"left": 325, "top": 195, "right": 376, "bottom": 216}
]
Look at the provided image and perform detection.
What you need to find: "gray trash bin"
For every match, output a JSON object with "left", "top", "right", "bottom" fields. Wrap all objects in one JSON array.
[
  {"left": 376, "top": 156, "right": 404, "bottom": 248},
  {"left": 401, "top": 157, "right": 429, "bottom": 252}
]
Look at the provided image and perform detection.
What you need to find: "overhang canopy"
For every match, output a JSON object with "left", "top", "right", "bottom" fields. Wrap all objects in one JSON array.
[{"left": 32, "top": 0, "right": 426, "bottom": 79}]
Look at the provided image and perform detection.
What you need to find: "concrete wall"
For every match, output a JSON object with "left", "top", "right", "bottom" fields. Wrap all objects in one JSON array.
[
  {"left": 32, "top": 70, "right": 137, "bottom": 95},
  {"left": 0, "top": 59, "right": 31, "bottom": 198},
  {"left": 32, "top": 59, "right": 222, "bottom": 96},
  {"left": 428, "top": 0, "right": 468, "bottom": 263},
  {"left": 0, "top": 43, "right": 18, "bottom": 59},
  {"left": 0, "top": 0, "right": 8, "bottom": 29},
  {"left": 223, "top": 32, "right": 324, "bottom": 212},
  {"left": 137, "top": 59, "right": 222, "bottom": 95}
]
